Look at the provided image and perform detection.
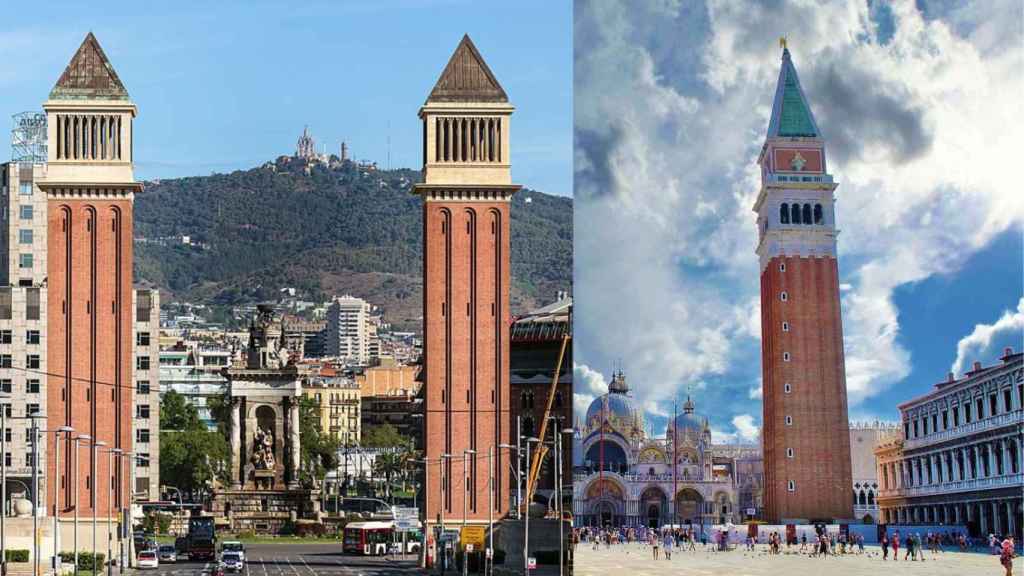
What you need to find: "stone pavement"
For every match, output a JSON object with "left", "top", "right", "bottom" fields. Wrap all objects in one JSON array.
[{"left": 573, "top": 542, "right": 1021, "bottom": 575}]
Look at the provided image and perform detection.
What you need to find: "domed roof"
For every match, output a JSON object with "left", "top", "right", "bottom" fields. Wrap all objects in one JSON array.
[
  {"left": 585, "top": 370, "right": 641, "bottom": 429},
  {"left": 668, "top": 395, "right": 709, "bottom": 439}
]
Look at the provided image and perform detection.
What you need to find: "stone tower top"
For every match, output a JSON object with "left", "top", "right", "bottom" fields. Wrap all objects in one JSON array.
[
  {"left": 426, "top": 34, "right": 508, "bottom": 104},
  {"left": 49, "top": 32, "right": 129, "bottom": 101}
]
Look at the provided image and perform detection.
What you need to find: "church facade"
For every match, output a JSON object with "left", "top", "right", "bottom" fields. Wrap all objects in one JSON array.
[{"left": 571, "top": 372, "right": 762, "bottom": 528}]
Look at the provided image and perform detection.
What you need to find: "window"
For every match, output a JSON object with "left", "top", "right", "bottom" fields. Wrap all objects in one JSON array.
[
  {"left": 783, "top": 352, "right": 790, "bottom": 362},
  {"left": 791, "top": 203, "right": 801, "bottom": 224},
  {"left": 19, "top": 254, "right": 32, "bottom": 269},
  {"left": 19, "top": 205, "right": 32, "bottom": 220},
  {"left": 19, "top": 182, "right": 31, "bottom": 195},
  {"left": 1, "top": 405, "right": 9, "bottom": 418},
  {"left": 942, "top": 410, "right": 948, "bottom": 430},
  {"left": 952, "top": 406, "right": 959, "bottom": 426},
  {"left": 780, "top": 203, "right": 790, "bottom": 224},
  {"left": 26, "top": 403, "right": 39, "bottom": 417},
  {"left": 1004, "top": 389, "right": 1013, "bottom": 413},
  {"left": 931, "top": 414, "right": 937, "bottom": 433},
  {"left": 780, "top": 291, "right": 788, "bottom": 302},
  {"left": 965, "top": 403, "right": 972, "bottom": 423},
  {"left": 989, "top": 394, "right": 998, "bottom": 416},
  {"left": 0, "top": 380, "right": 9, "bottom": 393},
  {"left": 0, "top": 330, "right": 10, "bottom": 344},
  {"left": 786, "top": 448, "right": 794, "bottom": 458},
  {"left": 137, "top": 405, "right": 150, "bottom": 419},
  {"left": 137, "top": 453, "right": 150, "bottom": 468},
  {"left": 136, "top": 290, "right": 152, "bottom": 323},
  {"left": 3, "top": 453, "right": 9, "bottom": 467},
  {"left": 782, "top": 321, "right": 789, "bottom": 332},
  {"left": 779, "top": 263, "right": 786, "bottom": 272},
  {"left": 0, "top": 289, "right": 9, "bottom": 321},
  {"left": 785, "top": 415, "right": 793, "bottom": 426},
  {"left": 813, "top": 203, "right": 823, "bottom": 224},
  {"left": 26, "top": 379, "right": 39, "bottom": 394},
  {"left": 0, "top": 355, "right": 11, "bottom": 368},
  {"left": 802, "top": 203, "right": 812, "bottom": 224},
  {"left": 26, "top": 355, "right": 40, "bottom": 369},
  {"left": 136, "top": 332, "right": 150, "bottom": 347},
  {"left": 25, "top": 330, "right": 39, "bottom": 345},
  {"left": 136, "top": 356, "right": 150, "bottom": 370},
  {"left": 18, "top": 230, "right": 32, "bottom": 245},
  {"left": 136, "top": 429, "right": 150, "bottom": 443},
  {"left": 3, "top": 429, "right": 8, "bottom": 442},
  {"left": 912, "top": 419, "right": 919, "bottom": 437},
  {"left": 784, "top": 383, "right": 791, "bottom": 394},
  {"left": 787, "top": 480, "right": 796, "bottom": 492},
  {"left": 976, "top": 398, "right": 984, "bottom": 420},
  {"left": 25, "top": 453, "right": 34, "bottom": 467},
  {"left": 26, "top": 288, "right": 39, "bottom": 320}
]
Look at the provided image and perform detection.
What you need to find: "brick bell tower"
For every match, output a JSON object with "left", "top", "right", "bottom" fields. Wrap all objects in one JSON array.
[
  {"left": 754, "top": 43, "right": 853, "bottom": 524},
  {"left": 416, "top": 35, "right": 519, "bottom": 532},
  {"left": 42, "top": 33, "right": 139, "bottom": 519}
]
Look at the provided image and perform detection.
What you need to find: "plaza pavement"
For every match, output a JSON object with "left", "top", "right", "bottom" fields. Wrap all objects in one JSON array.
[{"left": 573, "top": 541, "right": 1020, "bottom": 575}]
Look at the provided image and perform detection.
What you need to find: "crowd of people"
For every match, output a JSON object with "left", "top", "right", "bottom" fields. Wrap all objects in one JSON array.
[{"left": 572, "top": 524, "right": 1016, "bottom": 573}]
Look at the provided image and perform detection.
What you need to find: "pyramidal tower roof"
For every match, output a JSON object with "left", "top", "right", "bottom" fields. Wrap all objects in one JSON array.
[
  {"left": 49, "top": 32, "right": 129, "bottom": 101},
  {"left": 767, "top": 47, "right": 819, "bottom": 138},
  {"left": 426, "top": 35, "right": 508, "bottom": 104}
]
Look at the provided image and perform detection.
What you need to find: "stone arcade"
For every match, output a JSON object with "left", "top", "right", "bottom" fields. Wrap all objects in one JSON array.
[{"left": 211, "top": 305, "right": 319, "bottom": 532}]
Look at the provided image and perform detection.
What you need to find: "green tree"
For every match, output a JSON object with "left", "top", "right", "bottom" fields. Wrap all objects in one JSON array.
[
  {"left": 362, "top": 424, "right": 416, "bottom": 501},
  {"left": 159, "top": 391, "right": 229, "bottom": 497},
  {"left": 298, "top": 396, "right": 341, "bottom": 488}
]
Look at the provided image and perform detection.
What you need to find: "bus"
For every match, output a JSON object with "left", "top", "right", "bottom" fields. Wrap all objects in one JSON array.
[{"left": 343, "top": 521, "right": 393, "bottom": 556}]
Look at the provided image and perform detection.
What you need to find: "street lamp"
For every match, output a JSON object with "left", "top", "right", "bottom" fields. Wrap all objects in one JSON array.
[
  {"left": 461, "top": 449, "right": 476, "bottom": 576},
  {"left": 53, "top": 426, "right": 74, "bottom": 573},
  {"left": 0, "top": 394, "right": 10, "bottom": 576},
  {"left": 27, "top": 412, "right": 43, "bottom": 576},
  {"left": 73, "top": 435, "right": 91, "bottom": 576},
  {"left": 439, "top": 453, "right": 453, "bottom": 574},
  {"left": 558, "top": 427, "right": 575, "bottom": 576},
  {"left": 91, "top": 440, "right": 107, "bottom": 574},
  {"left": 106, "top": 448, "right": 122, "bottom": 576},
  {"left": 522, "top": 437, "right": 540, "bottom": 576}
]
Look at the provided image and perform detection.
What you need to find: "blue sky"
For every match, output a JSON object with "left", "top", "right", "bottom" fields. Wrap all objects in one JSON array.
[
  {"left": 573, "top": 0, "right": 1023, "bottom": 443},
  {"left": 0, "top": 0, "right": 572, "bottom": 195}
]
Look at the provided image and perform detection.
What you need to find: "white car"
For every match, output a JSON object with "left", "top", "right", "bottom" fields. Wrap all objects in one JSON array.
[
  {"left": 137, "top": 550, "right": 159, "bottom": 569},
  {"left": 158, "top": 545, "right": 177, "bottom": 563},
  {"left": 221, "top": 552, "right": 244, "bottom": 573},
  {"left": 221, "top": 541, "right": 245, "bottom": 562}
]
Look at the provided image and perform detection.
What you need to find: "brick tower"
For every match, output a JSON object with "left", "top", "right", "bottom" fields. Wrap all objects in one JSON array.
[
  {"left": 416, "top": 35, "right": 519, "bottom": 533},
  {"left": 42, "top": 33, "right": 140, "bottom": 519},
  {"left": 754, "top": 43, "right": 853, "bottom": 523}
]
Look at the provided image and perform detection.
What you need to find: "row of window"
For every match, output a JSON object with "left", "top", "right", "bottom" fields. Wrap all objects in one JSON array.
[
  {"left": 0, "top": 354, "right": 41, "bottom": 369},
  {"left": 779, "top": 203, "right": 823, "bottom": 225},
  {"left": 0, "top": 288, "right": 41, "bottom": 320},
  {"left": 905, "top": 384, "right": 1021, "bottom": 440},
  {"left": 0, "top": 379, "right": 40, "bottom": 393},
  {"left": 0, "top": 329, "right": 41, "bottom": 344},
  {"left": 1, "top": 403, "right": 39, "bottom": 417},
  {"left": 520, "top": 390, "right": 565, "bottom": 410}
]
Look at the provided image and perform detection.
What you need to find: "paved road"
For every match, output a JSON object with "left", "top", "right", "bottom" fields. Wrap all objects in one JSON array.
[{"left": 143, "top": 544, "right": 421, "bottom": 576}]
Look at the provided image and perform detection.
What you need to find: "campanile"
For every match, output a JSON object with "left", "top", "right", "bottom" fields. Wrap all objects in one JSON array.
[
  {"left": 416, "top": 35, "right": 519, "bottom": 530},
  {"left": 754, "top": 44, "right": 853, "bottom": 523},
  {"left": 41, "top": 33, "right": 139, "bottom": 518}
]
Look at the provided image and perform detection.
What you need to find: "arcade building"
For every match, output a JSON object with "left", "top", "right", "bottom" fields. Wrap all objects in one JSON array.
[{"left": 571, "top": 371, "right": 762, "bottom": 528}]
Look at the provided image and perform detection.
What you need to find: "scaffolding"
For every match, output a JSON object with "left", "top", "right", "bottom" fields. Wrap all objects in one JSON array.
[{"left": 11, "top": 111, "right": 47, "bottom": 163}]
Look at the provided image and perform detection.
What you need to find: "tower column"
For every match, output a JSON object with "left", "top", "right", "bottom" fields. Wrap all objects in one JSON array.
[
  {"left": 289, "top": 398, "right": 301, "bottom": 488},
  {"left": 231, "top": 399, "right": 242, "bottom": 488}
]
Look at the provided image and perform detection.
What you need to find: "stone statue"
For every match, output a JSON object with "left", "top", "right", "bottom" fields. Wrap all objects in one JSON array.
[{"left": 251, "top": 426, "right": 276, "bottom": 470}]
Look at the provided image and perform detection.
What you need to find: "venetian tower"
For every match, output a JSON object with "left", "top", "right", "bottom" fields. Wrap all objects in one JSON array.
[
  {"left": 416, "top": 35, "right": 519, "bottom": 530},
  {"left": 42, "top": 33, "right": 140, "bottom": 518},
  {"left": 753, "top": 43, "right": 853, "bottom": 523}
]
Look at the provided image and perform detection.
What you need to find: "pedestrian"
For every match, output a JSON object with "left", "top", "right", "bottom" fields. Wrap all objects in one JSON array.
[
  {"left": 881, "top": 533, "right": 889, "bottom": 560},
  {"left": 800, "top": 533, "right": 807, "bottom": 553},
  {"left": 1000, "top": 535, "right": 1015, "bottom": 576},
  {"left": 892, "top": 532, "right": 900, "bottom": 562},
  {"left": 650, "top": 531, "right": 659, "bottom": 560},
  {"left": 857, "top": 533, "right": 864, "bottom": 554},
  {"left": 904, "top": 532, "right": 914, "bottom": 561},
  {"left": 663, "top": 533, "right": 673, "bottom": 561}
]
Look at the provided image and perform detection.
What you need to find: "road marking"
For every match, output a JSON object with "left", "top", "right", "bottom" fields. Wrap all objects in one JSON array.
[{"left": 297, "top": 555, "right": 316, "bottom": 576}]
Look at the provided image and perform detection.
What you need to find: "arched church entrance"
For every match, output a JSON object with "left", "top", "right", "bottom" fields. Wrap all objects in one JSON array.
[
  {"left": 675, "top": 488, "right": 703, "bottom": 525},
  {"left": 640, "top": 486, "right": 667, "bottom": 528}
]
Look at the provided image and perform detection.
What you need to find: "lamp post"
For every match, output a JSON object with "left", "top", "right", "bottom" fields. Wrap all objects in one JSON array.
[
  {"left": 28, "top": 412, "right": 43, "bottom": 576},
  {"left": 53, "top": 426, "right": 74, "bottom": 573},
  {"left": 558, "top": 427, "right": 574, "bottom": 576},
  {"left": 73, "top": 435, "right": 90, "bottom": 576},
  {"left": 118, "top": 452, "right": 132, "bottom": 572},
  {"left": 497, "top": 443, "right": 518, "bottom": 576},
  {"left": 91, "top": 440, "right": 106, "bottom": 574},
  {"left": 439, "top": 453, "right": 452, "bottom": 574},
  {"left": 0, "top": 394, "right": 10, "bottom": 576},
  {"left": 107, "top": 448, "right": 122, "bottom": 576},
  {"left": 522, "top": 437, "right": 539, "bottom": 576},
  {"left": 461, "top": 449, "right": 475, "bottom": 576}
]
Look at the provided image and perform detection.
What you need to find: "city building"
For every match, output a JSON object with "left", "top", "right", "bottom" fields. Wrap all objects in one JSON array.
[
  {"left": 282, "top": 315, "right": 325, "bottom": 359},
  {"left": 572, "top": 372, "right": 762, "bottom": 528},
  {"left": 133, "top": 290, "right": 161, "bottom": 500},
  {"left": 158, "top": 342, "right": 230, "bottom": 430},
  {"left": 303, "top": 373, "right": 360, "bottom": 445},
  {"left": 418, "top": 35, "right": 518, "bottom": 530},
  {"left": 875, "top": 349, "right": 1022, "bottom": 539},
  {"left": 848, "top": 421, "right": 899, "bottom": 523},
  {"left": 322, "top": 295, "right": 377, "bottom": 365},
  {"left": 357, "top": 364, "right": 421, "bottom": 447},
  {"left": 510, "top": 293, "right": 572, "bottom": 506},
  {"left": 753, "top": 44, "right": 853, "bottom": 523}
]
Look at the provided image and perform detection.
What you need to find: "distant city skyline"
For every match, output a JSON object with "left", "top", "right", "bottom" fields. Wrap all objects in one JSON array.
[{"left": 0, "top": 1, "right": 571, "bottom": 195}]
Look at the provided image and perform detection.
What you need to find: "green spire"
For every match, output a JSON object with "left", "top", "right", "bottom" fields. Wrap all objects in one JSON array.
[{"left": 768, "top": 48, "right": 819, "bottom": 138}]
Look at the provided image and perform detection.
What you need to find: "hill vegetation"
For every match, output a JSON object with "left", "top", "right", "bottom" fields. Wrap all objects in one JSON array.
[{"left": 134, "top": 157, "right": 572, "bottom": 330}]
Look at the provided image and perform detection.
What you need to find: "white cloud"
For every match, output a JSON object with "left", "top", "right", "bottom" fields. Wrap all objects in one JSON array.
[
  {"left": 951, "top": 297, "right": 1024, "bottom": 375},
  {"left": 575, "top": 0, "right": 1023, "bottom": 425},
  {"left": 572, "top": 362, "right": 608, "bottom": 424},
  {"left": 732, "top": 414, "right": 760, "bottom": 443}
]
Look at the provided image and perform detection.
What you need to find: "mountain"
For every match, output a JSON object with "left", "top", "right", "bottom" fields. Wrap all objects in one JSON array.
[{"left": 133, "top": 157, "right": 572, "bottom": 330}]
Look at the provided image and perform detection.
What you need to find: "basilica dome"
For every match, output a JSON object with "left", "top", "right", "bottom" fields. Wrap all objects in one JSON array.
[
  {"left": 667, "top": 396, "right": 709, "bottom": 442},
  {"left": 585, "top": 370, "right": 642, "bottom": 432}
]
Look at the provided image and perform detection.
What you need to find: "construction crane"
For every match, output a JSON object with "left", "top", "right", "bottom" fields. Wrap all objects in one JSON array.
[{"left": 524, "top": 330, "right": 571, "bottom": 512}]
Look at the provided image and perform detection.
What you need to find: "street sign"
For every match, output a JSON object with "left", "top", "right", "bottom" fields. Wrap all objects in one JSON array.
[
  {"left": 395, "top": 519, "right": 416, "bottom": 531},
  {"left": 465, "top": 544, "right": 474, "bottom": 553},
  {"left": 393, "top": 506, "right": 418, "bottom": 521},
  {"left": 745, "top": 508, "right": 756, "bottom": 516},
  {"left": 528, "top": 557, "right": 537, "bottom": 570},
  {"left": 439, "top": 529, "right": 461, "bottom": 542},
  {"left": 460, "top": 525, "right": 486, "bottom": 548},
  {"left": 485, "top": 548, "right": 493, "bottom": 559}
]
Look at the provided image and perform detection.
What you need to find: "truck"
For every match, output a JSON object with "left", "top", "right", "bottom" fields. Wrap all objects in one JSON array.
[{"left": 187, "top": 516, "right": 217, "bottom": 562}]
